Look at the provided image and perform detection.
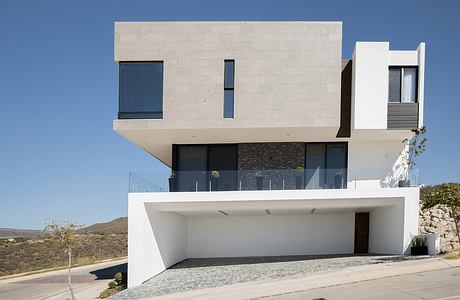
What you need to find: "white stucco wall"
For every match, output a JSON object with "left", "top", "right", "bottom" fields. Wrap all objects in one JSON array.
[
  {"left": 348, "top": 140, "right": 407, "bottom": 188},
  {"left": 128, "top": 199, "right": 187, "bottom": 287},
  {"left": 187, "top": 213, "right": 354, "bottom": 258},
  {"left": 127, "top": 188, "right": 420, "bottom": 287},
  {"left": 352, "top": 42, "right": 389, "bottom": 130},
  {"left": 369, "top": 204, "right": 404, "bottom": 254},
  {"left": 351, "top": 42, "right": 425, "bottom": 131},
  {"left": 403, "top": 188, "right": 421, "bottom": 254},
  {"left": 417, "top": 43, "right": 425, "bottom": 128},
  {"left": 369, "top": 188, "right": 419, "bottom": 254}
]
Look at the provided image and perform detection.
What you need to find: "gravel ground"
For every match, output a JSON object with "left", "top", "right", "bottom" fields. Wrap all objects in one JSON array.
[{"left": 113, "top": 255, "right": 426, "bottom": 299}]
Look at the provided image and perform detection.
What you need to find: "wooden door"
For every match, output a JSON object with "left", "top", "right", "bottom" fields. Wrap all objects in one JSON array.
[{"left": 354, "top": 212, "right": 369, "bottom": 254}]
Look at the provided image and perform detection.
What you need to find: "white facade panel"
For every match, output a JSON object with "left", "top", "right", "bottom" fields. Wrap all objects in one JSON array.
[
  {"left": 352, "top": 42, "right": 389, "bottom": 130},
  {"left": 187, "top": 213, "right": 354, "bottom": 258},
  {"left": 348, "top": 140, "right": 406, "bottom": 188},
  {"left": 351, "top": 42, "right": 425, "bottom": 132},
  {"left": 127, "top": 189, "right": 420, "bottom": 287}
]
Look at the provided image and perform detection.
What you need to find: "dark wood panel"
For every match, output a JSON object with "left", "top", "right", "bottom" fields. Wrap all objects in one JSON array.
[
  {"left": 336, "top": 60, "right": 352, "bottom": 138},
  {"left": 354, "top": 212, "right": 369, "bottom": 254},
  {"left": 387, "top": 103, "right": 419, "bottom": 129}
]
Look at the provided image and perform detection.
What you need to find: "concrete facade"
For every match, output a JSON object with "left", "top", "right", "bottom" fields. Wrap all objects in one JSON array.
[{"left": 115, "top": 22, "right": 342, "bottom": 129}]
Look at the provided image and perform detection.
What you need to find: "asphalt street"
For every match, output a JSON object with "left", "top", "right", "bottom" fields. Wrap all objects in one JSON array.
[
  {"left": 269, "top": 267, "right": 460, "bottom": 300},
  {"left": 0, "top": 259, "right": 127, "bottom": 300}
]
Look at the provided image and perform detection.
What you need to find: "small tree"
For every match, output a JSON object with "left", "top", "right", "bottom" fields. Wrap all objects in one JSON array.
[
  {"left": 401, "top": 126, "right": 427, "bottom": 180},
  {"left": 44, "top": 221, "right": 82, "bottom": 300},
  {"left": 421, "top": 183, "right": 460, "bottom": 250}
]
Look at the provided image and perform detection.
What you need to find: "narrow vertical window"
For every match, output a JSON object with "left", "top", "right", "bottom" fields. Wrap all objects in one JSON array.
[
  {"left": 388, "top": 68, "right": 401, "bottom": 103},
  {"left": 402, "top": 67, "right": 417, "bottom": 103},
  {"left": 224, "top": 60, "right": 234, "bottom": 118}
]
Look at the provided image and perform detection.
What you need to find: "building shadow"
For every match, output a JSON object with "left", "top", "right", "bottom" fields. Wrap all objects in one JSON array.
[{"left": 89, "top": 262, "right": 127, "bottom": 280}]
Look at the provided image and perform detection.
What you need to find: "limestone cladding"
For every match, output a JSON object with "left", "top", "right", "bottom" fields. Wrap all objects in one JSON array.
[{"left": 419, "top": 205, "right": 460, "bottom": 253}]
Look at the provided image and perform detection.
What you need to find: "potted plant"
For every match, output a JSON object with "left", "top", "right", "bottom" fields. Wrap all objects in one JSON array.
[
  {"left": 295, "top": 166, "right": 304, "bottom": 189},
  {"left": 400, "top": 126, "right": 426, "bottom": 187},
  {"left": 255, "top": 171, "right": 263, "bottom": 190},
  {"left": 168, "top": 171, "right": 176, "bottom": 192},
  {"left": 334, "top": 170, "right": 344, "bottom": 189},
  {"left": 210, "top": 170, "right": 220, "bottom": 190},
  {"left": 410, "top": 234, "right": 428, "bottom": 255}
]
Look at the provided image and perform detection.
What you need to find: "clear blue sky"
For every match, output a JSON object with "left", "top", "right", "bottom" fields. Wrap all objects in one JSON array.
[{"left": 0, "top": 0, "right": 459, "bottom": 229}]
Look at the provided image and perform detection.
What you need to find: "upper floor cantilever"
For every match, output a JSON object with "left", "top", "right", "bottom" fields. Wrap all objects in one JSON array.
[
  {"left": 113, "top": 22, "right": 426, "bottom": 164},
  {"left": 351, "top": 42, "right": 425, "bottom": 136}
]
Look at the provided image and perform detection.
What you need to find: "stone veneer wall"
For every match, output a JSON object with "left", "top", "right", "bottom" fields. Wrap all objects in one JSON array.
[
  {"left": 238, "top": 143, "right": 305, "bottom": 190},
  {"left": 419, "top": 205, "right": 460, "bottom": 253}
]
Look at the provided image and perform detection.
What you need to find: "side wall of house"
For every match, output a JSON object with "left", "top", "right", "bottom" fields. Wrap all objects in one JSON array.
[{"left": 128, "top": 198, "right": 188, "bottom": 287}]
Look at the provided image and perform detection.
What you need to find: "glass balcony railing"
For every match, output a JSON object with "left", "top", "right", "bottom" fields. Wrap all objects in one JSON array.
[{"left": 128, "top": 168, "right": 420, "bottom": 193}]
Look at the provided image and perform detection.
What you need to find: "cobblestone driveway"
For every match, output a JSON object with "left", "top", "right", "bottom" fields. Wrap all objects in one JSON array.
[{"left": 113, "top": 255, "right": 421, "bottom": 299}]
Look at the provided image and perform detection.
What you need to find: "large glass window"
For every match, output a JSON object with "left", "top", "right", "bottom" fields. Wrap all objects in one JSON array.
[
  {"left": 388, "top": 67, "right": 417, "bottom": 103},
  {"left": 118, "top": 62, "right": 163, "bottom": 119},
  {"left": 208, "top": 146, "right": 238, "bottom": 191},
  {"left": 305, "top": 143, "right": 347, "bottom": 189},
  {"left": 175, "top": 145, "right": 237, "bottom": 192},
  {"left": 176, "top": 146, "right": 207, "bottom": 192},
  {"left": 305, "top": 144, "right": 326, "bottom": 189},
  {"left": 224, "top": 60, "right": 235, "bottom": 118},
  {"left": 325, "top": 143, "right": 347, "bottom": 189}
]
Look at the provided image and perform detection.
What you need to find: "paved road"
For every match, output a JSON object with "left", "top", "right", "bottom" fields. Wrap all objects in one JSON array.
[
  {"left": 269, "top": 267, "right": 460, "bottom": 300},
  {"left": 0, "top": 259, "right": 127, "bottom": 300}
]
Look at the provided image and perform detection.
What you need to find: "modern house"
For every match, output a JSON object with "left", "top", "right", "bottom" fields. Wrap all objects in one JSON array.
[{"left": 113, "top": 21, "right": 425, "bottom": 287}]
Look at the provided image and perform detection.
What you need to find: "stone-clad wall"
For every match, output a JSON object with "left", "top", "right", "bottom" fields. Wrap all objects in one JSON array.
[
  {"left": 238, "top": 143, "right": 305, "bottom": 190},
  {"left": 115, "top": 22, "right": 342, "bottom": 129},
  {"left": 419, "top": 205, "right": 459, "bottom": 253}
]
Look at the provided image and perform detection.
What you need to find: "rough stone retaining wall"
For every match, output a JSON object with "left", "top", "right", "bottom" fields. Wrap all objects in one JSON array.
[{"left": 419, "top": 205, "right": 459, "bottom": 252}]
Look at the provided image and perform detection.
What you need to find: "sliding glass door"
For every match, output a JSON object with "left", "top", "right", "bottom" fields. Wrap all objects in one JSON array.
[
  {"left": 305, "top": 143, "right": 347, "bottom": 189},
  {"left": 175, "top": 145, "right": 237, "bottom": 192},
  {"left": 176, "top": 146, "right": 207, "bottom": 191}
]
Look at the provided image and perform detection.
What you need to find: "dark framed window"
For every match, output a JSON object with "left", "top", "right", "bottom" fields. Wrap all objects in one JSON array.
[
  {"left": 118, "top": 62, "right": 164, "bottom": 119},
  {"left": 389, "top": 67, "right": 418, "bottom": 103},
  {"left": 173, "top": 144, "right": 238, "bottom": 192},
  {"left": 224, "top": 60, "right": 234, "bottom": 118},
  {"left": 305, "top": 142, "right": 347, "bottom": 189}
]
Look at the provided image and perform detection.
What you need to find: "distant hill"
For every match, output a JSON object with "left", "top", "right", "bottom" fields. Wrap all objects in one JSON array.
[
  {"left": 78, "top": 217, "right": 127, "bottom": 235},
  {"left": 0, "top": 217, "right": 127, "bottom": 276},
  {"left": 0, "top": 228, "right": 43, "bottom": 238}
]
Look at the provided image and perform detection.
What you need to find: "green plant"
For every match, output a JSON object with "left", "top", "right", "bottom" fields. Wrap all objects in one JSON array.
[
  {"left": 402, "top": 126, "right": 427, "bottom": 172},
  {"left": 99, "top": 286, "right": 122, "bottom": 299},
  {"left": 211, "top": 170, "right": 220, "bottom": 178},
  {"left": 411, "top": 235, "right": 427, "bottom": 247},
  {"left": 255, "top": 171, "right": 263, "bottom": 177},
  {"left": 99, "top": 271, "right": 127, "bottom": 298},
  {"left": 295, "top": 166, "right": 304, "bottom": 175},
  {"left": 114, "top": 271, "right": 127, "bottom": 288}
]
